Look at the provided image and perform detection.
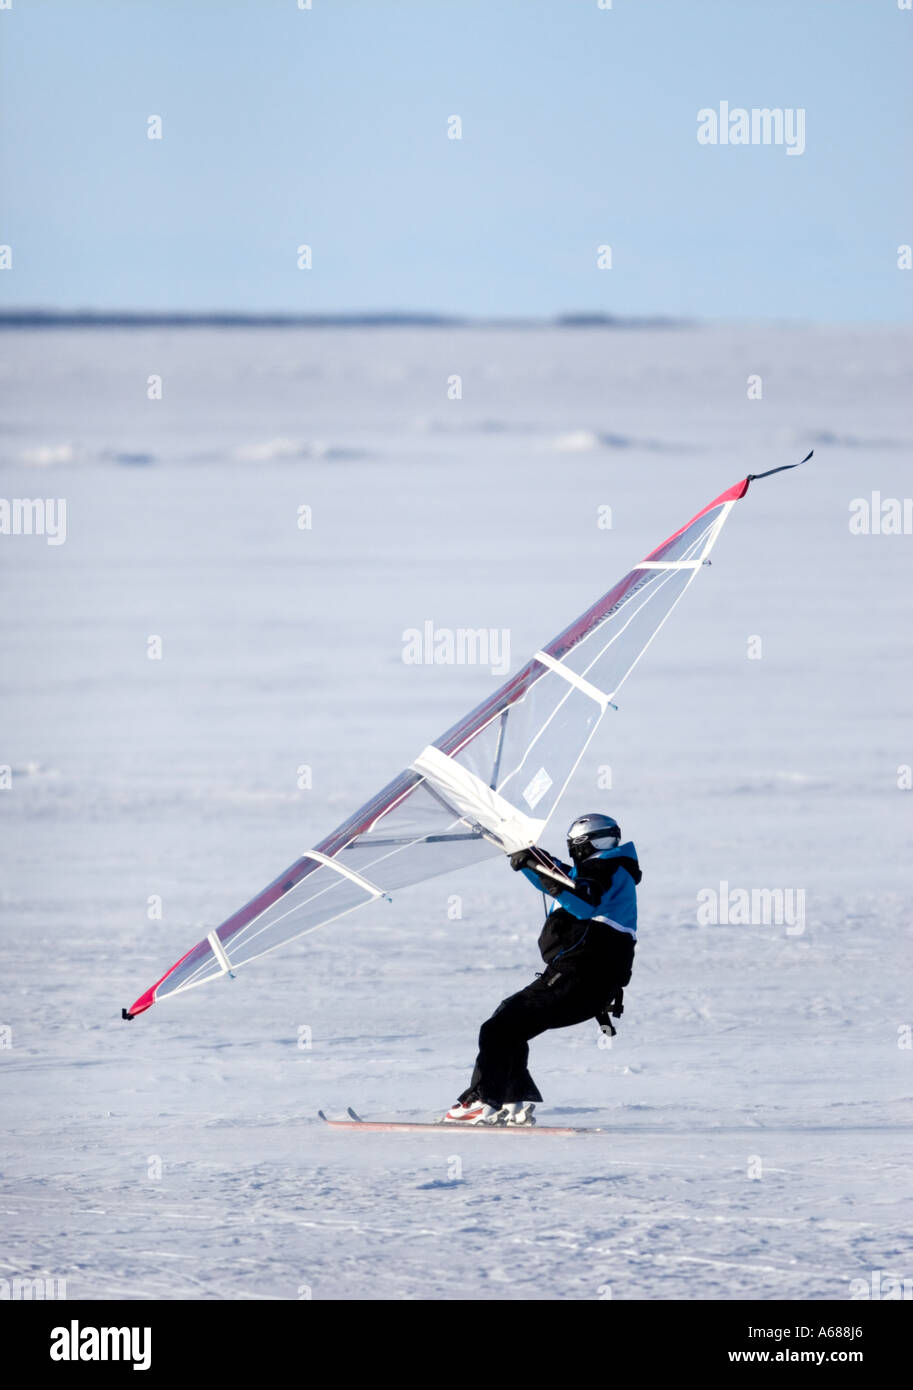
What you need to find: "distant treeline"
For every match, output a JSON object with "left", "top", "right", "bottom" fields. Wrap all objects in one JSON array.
[{"left": 0, "top": 309, "right": 688, "bottom": 329}]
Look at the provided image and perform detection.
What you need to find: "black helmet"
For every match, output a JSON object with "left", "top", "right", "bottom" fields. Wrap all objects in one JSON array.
[{"left": 567, "top": 813, "right": 621, "bottom": 864}]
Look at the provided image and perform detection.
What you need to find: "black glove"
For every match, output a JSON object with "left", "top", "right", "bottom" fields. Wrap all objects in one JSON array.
[
  {"left": 595, "top": 988, "right": 624, "bottom": 1037},
  {"left": 509, "top": 848, "right": 534, "bottom": 871}
]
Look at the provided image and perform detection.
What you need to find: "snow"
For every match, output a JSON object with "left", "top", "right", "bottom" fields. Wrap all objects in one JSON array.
[{"left": 2, "top": 323, "right": 912, "bottom": 1300}]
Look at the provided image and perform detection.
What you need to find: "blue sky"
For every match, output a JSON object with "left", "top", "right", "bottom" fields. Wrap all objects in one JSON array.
[{"left": 1, "top": 0, "right": 910, "bottom": 321}]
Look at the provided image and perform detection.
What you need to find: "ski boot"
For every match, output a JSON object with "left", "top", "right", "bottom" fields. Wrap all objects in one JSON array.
[
  {"left": 442, "top": 1097, "right": 500, "bottom": 1125},
  {"left": 498, "top": 1102, "right": 536, "bottom": 1126}
]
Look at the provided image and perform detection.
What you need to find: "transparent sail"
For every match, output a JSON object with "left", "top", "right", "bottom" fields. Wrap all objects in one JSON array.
[{"left": 125, "top": 478, "right": 748, "bottom": 1017}]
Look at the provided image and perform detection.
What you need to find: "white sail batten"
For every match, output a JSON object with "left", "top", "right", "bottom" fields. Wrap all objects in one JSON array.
[
  {"left": 532, "top": 651, "right": 610, "bottom": 708},
  {"left": 301, "top": 850, "right": 391, "bottom": 900},
  {"left": 411, "top": 745, "right": 546, "bottom": 853},
  {"left": 207, "top": 931, "right": 234, "bottom": 976}
]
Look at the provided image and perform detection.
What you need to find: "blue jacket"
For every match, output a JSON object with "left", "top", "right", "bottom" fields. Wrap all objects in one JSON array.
[{"left": 521, "top": 842, "right": 641, "bottom": 971}]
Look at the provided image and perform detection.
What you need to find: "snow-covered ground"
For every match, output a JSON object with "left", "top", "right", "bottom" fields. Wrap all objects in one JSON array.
[{"left": 2, "top": 323, "right": 912, "bottom": 1299}]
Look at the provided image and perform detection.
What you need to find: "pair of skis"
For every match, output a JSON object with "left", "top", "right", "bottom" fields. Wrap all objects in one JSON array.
[{"left": 318, "top": 1107, "right": 601, "bottom": 1135}]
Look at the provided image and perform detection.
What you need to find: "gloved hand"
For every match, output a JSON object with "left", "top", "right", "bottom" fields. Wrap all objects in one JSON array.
[
  {"left": 509, "top": 848, "right": 534, "bottom": 871},
  {"left": 595, "top": 1009, "right": 617, "bottom": 1038}
]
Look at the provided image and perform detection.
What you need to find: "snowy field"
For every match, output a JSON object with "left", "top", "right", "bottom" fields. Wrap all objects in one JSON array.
[{"left": 2, "top": 323, "right": 912, "bottom": 1300}]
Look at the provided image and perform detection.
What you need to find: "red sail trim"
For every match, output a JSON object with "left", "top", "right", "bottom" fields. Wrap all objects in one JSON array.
[
  {"left": 647, "top": 476, "right": 749, "bottom": 560},
  {"left": 127, "top": 945, "right": 197, "bottom": 1017}
]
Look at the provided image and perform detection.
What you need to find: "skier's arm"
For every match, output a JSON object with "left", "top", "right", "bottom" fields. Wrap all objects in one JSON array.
[
  {"left": 510, "top": 849, "right": 602, "bottom": 914},
  {"left": 519, "top": 863, "right": 563, "bottom": 898},
  {"left": 548, "top": 877, "right": 602, "bottom": 918}
]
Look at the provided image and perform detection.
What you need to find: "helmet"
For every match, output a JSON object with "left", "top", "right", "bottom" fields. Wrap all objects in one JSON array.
[{"left": 567, "top": 813, "right": 621, "bottom": 864}]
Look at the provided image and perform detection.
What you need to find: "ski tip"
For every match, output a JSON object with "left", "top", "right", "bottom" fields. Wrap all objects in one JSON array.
[
  {"left": 317, "top": 1109, "right": 329, "bottom": 1122},
  {"left": 346, "top": 1106, "right": 363, "bottom": 1122}
]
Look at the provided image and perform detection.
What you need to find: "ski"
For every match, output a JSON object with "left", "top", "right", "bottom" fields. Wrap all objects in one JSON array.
[{"left": 318, "top": 1108, "right": 601, "bottom": 1135}]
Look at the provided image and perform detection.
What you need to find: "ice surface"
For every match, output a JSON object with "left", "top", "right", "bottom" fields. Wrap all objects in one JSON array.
[{"left": 1, "top": 324, "right": 911, "bottom": 1299}]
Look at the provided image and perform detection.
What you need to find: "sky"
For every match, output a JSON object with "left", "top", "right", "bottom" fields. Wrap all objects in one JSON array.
[{"left": 0, "top": 0, "right": 911, "bottom": 322}]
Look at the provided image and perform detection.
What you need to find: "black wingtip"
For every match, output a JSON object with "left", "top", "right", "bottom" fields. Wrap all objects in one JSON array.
[
  {"left": 747, "top": 449, "right": 814, "bottom": 485},
  {"left": 121, "top": 1008, "right": 134, "bottom": 1021}
]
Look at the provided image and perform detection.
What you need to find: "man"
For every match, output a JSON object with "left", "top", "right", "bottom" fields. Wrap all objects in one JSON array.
[{"left": 443, "top": 813, "right": 641, "bottom": 1125}]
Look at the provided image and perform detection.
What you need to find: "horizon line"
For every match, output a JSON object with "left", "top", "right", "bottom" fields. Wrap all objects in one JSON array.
[{"left": 0, "top": 308, "right": 694, "bottom": 330}]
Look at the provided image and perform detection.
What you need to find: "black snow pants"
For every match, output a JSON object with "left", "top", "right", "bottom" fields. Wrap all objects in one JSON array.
[{"left": 459, "top": 962, "right": 624, "bottom": 1107}]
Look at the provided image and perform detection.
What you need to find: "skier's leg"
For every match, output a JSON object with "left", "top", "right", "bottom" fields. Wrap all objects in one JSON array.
[{"left": 461, "top": 968, "right": 605, "bottom": 1105}]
